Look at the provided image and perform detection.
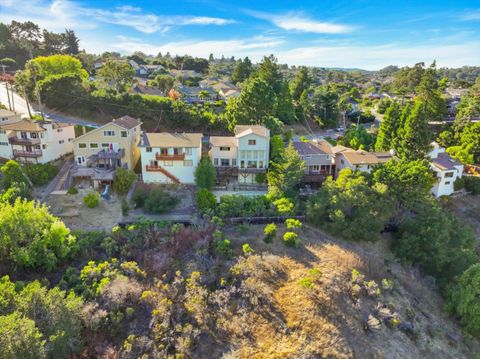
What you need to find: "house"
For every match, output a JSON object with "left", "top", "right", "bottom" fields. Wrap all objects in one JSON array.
[
  {"left": 139, "top": 132, "right": 203, "bottom": 184},
  {"left": 169, "top": 69, "right": 202, "bottom": 79},
  {"left": 132, "top": 84, "right": 164, "bottom": 97},
  {"left": 72, "top": 116, "right": 141, "bottom": 188},
  {"left": 0, "top": 118, "right": 74, "bottom": 164},
  {"left": 0, "top": 109, "right": 22, "bottom": 125},
  {"left": 292, "top": 140, "right": 335, "bottom": 183},
  {"left": 210, "top": 125, "right": 270, "bottom": 184},
  {"left": 429, "top": 142, "right": 463, "bottom": 197},
  {"left": 334, "top": 146, "right": 395, "bottom": 175},
  {"left": 218, "top": 87, "right": 241, "bottom": 100},
  {"left": 129, "top": 60, "right": 148, "bottom": 77}
]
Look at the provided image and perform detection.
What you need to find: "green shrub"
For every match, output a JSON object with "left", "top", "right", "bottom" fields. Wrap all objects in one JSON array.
[
  {"left": 144, "top": 189, "right": 179, "bottom": 214},
  {"left": 282, "top": 231, "right": 299, "bottom": 247},
  {"left": 132, "top": 185, "right": 149, "bottom": 208},
  {"left": 100, "top": 236, "right": 119, "bottom": 257},
  {"left": 255, "top": 172, "right": 267, "bottom": 184},
  {"left": 285, "top": 218, "right": 302, "bottom": 229},
  {"left": 195, "top": 157, "right": 216, "bottom": 190},
  {"left": 263, "top": 223, "right": 277, "bottom": 243},
  {"left": 113, "top": 168, "right": 136, "bottom": 195},
  {"left": 464, "top": 176, "right": 480, "bottom": 195},
  {"left": 195, "top": 188, "right": 216, "bottom": 212},
  {"left": 213, "top": 239, "right": 233, "bottom": 259},
  {"left": 67, "top": 186, "right": 78, "bottom": 195},
  {"left": 211, "top": 216, "right": 224, "bottom": 228},
  {"left": 236, "top": 223, "right": 249, "bottom": 234},
  {"left": 454, "top": 177, "right": 465, "bottom": 191},
  {"left": 83, "top": 192, "right": 100, "bottom": 208},
  {"left": 217, "top": 195, "right": 276, "bottom": 218},
  {"left": 447, "top": 263, "right": 480, "bottom": 336},
  {"left": 242, "top": 243, "right": 254, "bottom": 255},
  {"left": 24, "top": 162, "right": 59, "bottom": 186},
  {"left": 273, "top": 197, "right": 295, "bottom": 215}
]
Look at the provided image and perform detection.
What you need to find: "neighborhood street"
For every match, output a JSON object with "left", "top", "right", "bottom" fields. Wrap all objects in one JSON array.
[{"left": 0, "top": 81, "right": 99, "bottom": 128}]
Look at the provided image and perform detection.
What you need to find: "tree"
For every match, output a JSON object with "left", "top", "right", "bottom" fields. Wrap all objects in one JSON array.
[
  {"left": 0, "top": 160, "right": 31, "bottom": 190},
  {"left": 307, "top": 168, "right": 392, "bottom": 241},
  {"left": 194, "top": 157, "right": 216, "bottom": 190},
  {"left": 256, "top": 55, "right": 282, "bottom": 94},
  {"left": 231, "top": 56, "right": 252, "bottom": 84},
  {"left": 113, "top": 167, "right": 137, "bottom": 195},
  {"left": 290, "top": 66, "right": 311, "bottom": 102},
  {"left": 275, "top": 80, "right": 295, "bottom": 124},
  {"left": 0, "top": 198, "right": 75, "bottom": 271},
  {"left": 454, "top": 77, "right": 480, "bottom": 132},
  {"left": 195, "top": 189, "right": 216, "bottom": 212},
  {"left": 154, "top": 74, "right": 175, "bottom": 93},
  {"left": 375, "top": 101, "right": 401, "bottom": 151},
  {"left": 396, "top": 100, "right": 432, "bottom": 159},
  {"left": 0, "top": 312, "right": 46, "bottom": 359},
  {"left": 268, "top": 142, "right": 306, "bottom": 198},
  {"left": 338, "top": 125, "right": 376, "bottom": 150},
  {"left": 447, "top": 263, "right": 480, "bottom": 336},
  {"left": 269, "top": 135, "right": 284, "bottom": 163},
  {"left": 41, "top": 29, "right": 64, "bottom": 54},
  {"left": 415, "top": 62, "right": 446, "bottom": 122},
  {"left": 97, "top": 60, "right": 135, "bottom": 93},
  {"left": 391, "top": 62, "right": 425, "bottom": 95},
  {"left": 393, "top": 206, "right": 477, "bottom": 287},
  {"left": 224, "top": 77, "right": 276, "bottom": 129},
  {"left": 447, "top": 121, "right": 480, "bottom": 164},
  {"left": 62, "top": 29, "right": 79, "bottom": 55},
  {"left": 372, "top": 159, "right": 435, "bottom": 226},
  {"left": 37, "top": 73, "right": 85, "bottom": 109},
  {"left": 309, "top": 85, "right": 340, "bottom": 128}
]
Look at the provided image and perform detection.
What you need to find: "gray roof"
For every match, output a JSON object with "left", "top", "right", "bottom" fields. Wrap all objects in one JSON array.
[
  {"left": 112, "top": 116, "right": 141, "bottom": 130},
  {"left": 293, "top": 141, "right": 332, "bottom": 156},
  {"left": 431, "top": 152, "right": 462, "bottom": 171}
]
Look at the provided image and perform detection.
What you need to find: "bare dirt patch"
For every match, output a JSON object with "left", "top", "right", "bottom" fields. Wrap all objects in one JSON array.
[{"left": 46, "top": 188, "right": 121, "bottom": 230}]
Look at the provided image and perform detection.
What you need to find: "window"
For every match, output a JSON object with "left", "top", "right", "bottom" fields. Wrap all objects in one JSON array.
[
  {"left": 220, "top": 146, "right": 230, "bottom": 151},
  {"left": 0, "top": 130, "right": 5, "bottom": 134},
  {"left": 68, "top": 138, "right": 73, "bottom": 142},
  {"left": 445, "top": 172, "right": 454, "bottom": 178},
  {"left": 146, "top": 147, "right": 152, "bottom": 152},
  {"left": 164, "top": 160, "right": 173, "bottom": 166},
  {"left": 78, "top": 143, "right": 87, "bottom": 148},
  {"left": 101, "top": 143, "right": 110, "bottom": 148},
  {"left": 248, "top": 139, "right": 256, "bottom": 145},
  {"left": 103, "top": 130, "right": 115, "bottom": 137},
  {"left": 31, "top": 133, "right": 38, "bottom": 139},
  {"left": 35, "top": 144, "right": 41, "bottom": 149},
  {"left": 57, "top": 128, "right": 63, "bottom": 133},
  {"left": 259, "top": 161, "right": 264, "bottom": 168},
  {"left": 76, "top": 156, "right": 85, "bottom": 165},
  {"left": 247, "top": 161, "right": 257, "bottom": 168},
  {"left": 160, "top": 148, "right": 168, "bottom": 155},
  {"left": 173, "top": 148, "right": 181, "bottom": 155},
  {"left": 42, "top": 144, "right": 47, "bottom": 149},
  {"left": 0, "top": 142, "right": 8, "bottom": 146},
  {"left": 90, "top": 143, "right": 98, "bottom": 148},
  {"left": 58, "top": 140, "right": 64, "bottom": 144},
  {"left": 445, "top": 181, "right": 451, "bottom": 185},
  {"left": 341, "top": 159, "right": 344, "bottom": 165},
  {"left": 20, "top": 132, "right": 27, "bottom": 139},
  {"left": 232, "top": 159, "right": 237, "bottom": 166},
  {"left": 305, "top": 155, "right": 311, "bottom": 158},
  {"left": 184, "top": 160, "right": 193, "bottom": 166},
  {"left": 214, "top": 158, "right": 219, "bottom": 166},
  {"left": 40, "top": 133, "right": 44, "bottom": 138},
  {"left": 311, "top": 165, "right": 320, "bottom": 172},
  {"left": 185, "top": 147, "right": 192, "bottom": 155},
  {"left": 121, "top": 131, "right": 128, "bottom": 138},
  {"left": 240, "top": 160, "right": 245, "bottom": 168},
  {"left": 221, "top": 159, "right": 230, "bottom": 166}
]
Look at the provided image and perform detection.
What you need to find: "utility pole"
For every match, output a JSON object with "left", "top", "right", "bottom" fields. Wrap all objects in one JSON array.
[
  {"left": 8, "top": 82, "right": 15, "bottom": 112},
  {"left": 5, "top": 82, "right": 12, "bottom": 111}
]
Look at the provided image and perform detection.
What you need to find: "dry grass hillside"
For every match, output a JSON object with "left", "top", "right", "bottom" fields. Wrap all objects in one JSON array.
[{"left": 218, "top": 224, "right": 478, "bottom": 359}]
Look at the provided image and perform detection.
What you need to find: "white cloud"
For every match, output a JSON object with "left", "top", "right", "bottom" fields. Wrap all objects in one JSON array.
[
  {"left": 460, "top": 10, "right": 480, "bottom": 21},
  {"left": 0, "top": 0, "right": 236, "bottom": 34},
  {"left": 249, "top": 11, "right": 353, "bottom": 34}
]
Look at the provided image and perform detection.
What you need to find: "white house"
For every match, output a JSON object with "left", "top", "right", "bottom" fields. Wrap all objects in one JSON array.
[
  {"left": 0, "top": 109, "right": 22, "bottom": 125},
  {"left": 210, "top": 125, "right": 270, "bottom": 184},
  {"left": 429, "top": 142, "right": 463, "bottom": 197},
  {"left": 0, "top": 118, "right": 74, "bottom": 163},
  {"left": 140, "top": 132, "right": 203, "bottom": 184}
]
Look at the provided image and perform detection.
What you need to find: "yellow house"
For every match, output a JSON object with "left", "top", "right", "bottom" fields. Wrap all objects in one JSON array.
[{"left": 72, "top": 116, "right": 142, "bottom": 187}]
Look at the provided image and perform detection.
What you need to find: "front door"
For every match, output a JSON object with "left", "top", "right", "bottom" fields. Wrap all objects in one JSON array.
[{"left": 77, "top": 156, "right": 85, "bottom": 165}]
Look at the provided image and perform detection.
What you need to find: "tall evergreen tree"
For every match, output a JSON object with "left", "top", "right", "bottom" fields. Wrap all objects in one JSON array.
[
  {"left": 275, "top": 80, "right": 295, "bottom": 124},
  {"left": 397, "top": 100, "right": 432, "bottom": 159},
  {"left": 290, "top": 66, "right": 311, "bottom": 102},
  {"left": 256, "top": 55, "right": 282, "bottom": 94},
  {"left": 231, "top": 56, "right": 252, "bottom": 84},
  {"left": 375, "top": 101, "right": 401, "bottom": 151},
  {"left": 62, "top": 29, "right": 79, "bottom": 55}
]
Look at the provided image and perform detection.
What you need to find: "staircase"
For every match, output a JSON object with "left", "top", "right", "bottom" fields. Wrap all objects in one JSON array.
[{"left": 146, "top": 165, "right": 180, "bottom": 184}]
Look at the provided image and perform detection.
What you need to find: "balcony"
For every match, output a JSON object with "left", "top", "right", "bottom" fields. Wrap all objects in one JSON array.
[
  {"left": 155, "top": 153, "right": 185, "bottom": 161},
  {"left": 146, "top": 165, "right": 164, "bottom": 172},
  {"left": 238, "top": 167, "right": 267, "bottom": 174},
  {"left": 8, "top": 136, "right": 41, "bottom": 146},
  {"left": 89, "top": 149, "right": 125, "bottom": 161},
  {"left": 13, "top": 149, "right": 42, "bottom": 158}
]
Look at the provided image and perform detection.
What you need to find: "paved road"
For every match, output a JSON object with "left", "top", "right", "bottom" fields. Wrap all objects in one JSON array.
[{"left": 0, "top": 82, "right": 99, "bottom": 128}]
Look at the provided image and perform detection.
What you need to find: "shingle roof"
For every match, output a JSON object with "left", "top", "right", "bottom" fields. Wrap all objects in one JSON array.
[
  {"left": 331, "top": 145, "right": 350, "bottom": 154},
  {"left": 293, "top": 140, "right": 332, "bottom": 156},
  {"left": 0, "top": 119, "right": 46, "bottom": 132},
  {"left": 234, "top": 125, "right": 269, "bottom": 138},
  {"left": 341, "top": 150, "right": 381, "bottom": 165},
  {"left": 143, "top": 132, "right": 203, "bottom": 147},
  {"left": 431, "top": 152, "right": 462, "bottom": 171},
  {"left": 210, "top": 136, "right": 237, "bottom": 148},
  {"left": 112, "top": 116, "right": 141, "bottom": 130}
]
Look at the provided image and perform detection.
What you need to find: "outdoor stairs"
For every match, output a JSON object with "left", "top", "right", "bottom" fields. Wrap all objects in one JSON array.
[
  {"left": 158, "top": 166, "right": 180, "bottom": 184},
  {"left": 53, "top": 160, "right": 74, "bottom": 191}
]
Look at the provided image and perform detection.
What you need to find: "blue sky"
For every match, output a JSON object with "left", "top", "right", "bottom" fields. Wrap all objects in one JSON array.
[{"left": 1, "top": 0, "right": 480, "bottom": 69}]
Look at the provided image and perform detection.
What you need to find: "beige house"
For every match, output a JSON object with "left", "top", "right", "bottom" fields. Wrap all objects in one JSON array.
[
  {"left": 72, "top": 116, "right": 141, "bottom": 187},
  {"left": 333, "top": 146, "right": 395, "bottom": 175},
  {"left": 0, "top": 109, "right": 22, "bottom": 125}
]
